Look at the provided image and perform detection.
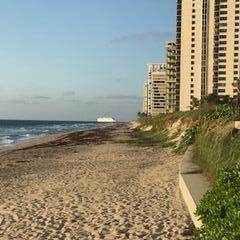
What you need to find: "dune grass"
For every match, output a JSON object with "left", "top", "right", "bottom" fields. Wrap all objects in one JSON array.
[
  {"left": 131, "top": 129, "right": 176, "bottom": 148},
  {"left": 137, "top": 105, "right": 240, "bottom": 179}
]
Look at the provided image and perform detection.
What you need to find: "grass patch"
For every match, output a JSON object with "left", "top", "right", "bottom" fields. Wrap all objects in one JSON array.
[
  {"left": 123, "top": 129, "right": 175, "bottom": 148},
  {"left": 193, "top": 123, "right": 240, "bottom": 179},
  {"left": 138, "top": 105, "right": 240, "bottom": 178}
]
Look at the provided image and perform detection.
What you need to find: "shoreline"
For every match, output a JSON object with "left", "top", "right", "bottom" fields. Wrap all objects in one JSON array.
[
  {"left": 0, "top": 123, "right": 194, "bottom": 239},
  {"left": 0, "top": 123, "right": 123, "bottom": 153}
]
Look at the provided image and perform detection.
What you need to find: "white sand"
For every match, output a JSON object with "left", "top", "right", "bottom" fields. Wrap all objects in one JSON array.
[{"left": 0, "top": 125, "right": 194, "bottom": 239}]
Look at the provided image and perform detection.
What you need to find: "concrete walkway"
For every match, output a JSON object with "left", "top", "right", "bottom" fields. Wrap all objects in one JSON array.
[{"left": 179, "top": 148, "right": 211, "bottom": 228}]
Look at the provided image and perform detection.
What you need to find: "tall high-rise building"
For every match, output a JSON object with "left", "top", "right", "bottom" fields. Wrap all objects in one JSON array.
[
  {"left": 213, "top": 0, "right": 240, "bottom": 97},
  {"left": 177, "top": 0, "right": 240, "bottom": 111}
]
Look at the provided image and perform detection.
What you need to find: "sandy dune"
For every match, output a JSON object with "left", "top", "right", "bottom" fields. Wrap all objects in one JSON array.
[{"left": 0, "top": 125, "right": 194, "bottom": 239}]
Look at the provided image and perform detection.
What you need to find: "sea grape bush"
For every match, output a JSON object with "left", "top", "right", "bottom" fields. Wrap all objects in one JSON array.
[{"left": 195, "top": 160, "right": 240, "bottom": 240}]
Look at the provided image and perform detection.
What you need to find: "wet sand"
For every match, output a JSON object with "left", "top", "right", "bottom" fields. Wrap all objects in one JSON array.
[{"left": 0, "top": 124, "right": 194, "bottom": 239}]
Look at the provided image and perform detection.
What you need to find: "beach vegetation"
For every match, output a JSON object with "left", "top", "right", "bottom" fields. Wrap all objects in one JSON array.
[
  {"left": 137, "top": 112, "right": 147, "bottom": 118},
  {"left": 195, "top": 160, "right": 240, "bottom": 240},
  {"left": 138, "top": 104, "right": 240, "bottom": 179},
  {"left": 175, "top": 123, "right": 199, "bottom": 154},
  {"left": 191, "top": 97, "right": 200, "bottom": 109},
  {"left": 129, "top": 129, "right": 175, "bottom": 148},
  {"left": 136, "top": 103, "right": 240, "bottom": 239}
]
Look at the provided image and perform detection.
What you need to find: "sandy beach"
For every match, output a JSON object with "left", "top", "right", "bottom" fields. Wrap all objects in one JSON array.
[{"left": 0, "top": 124, "right": 194, "bottom": 239}]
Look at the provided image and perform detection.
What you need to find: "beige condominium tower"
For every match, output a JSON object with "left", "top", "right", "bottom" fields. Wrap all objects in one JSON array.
[
  {"left": 177, "top": 0, "right": 240, "bottom": 111},
  {"left": 147, "top": 64, "right": 168, "bottom": 116},
  {"left": 142, "top": 42, "right": 177, "bottom": 116},
  {"left": 166, "top": 42, "right": 178, "bottom": 112},
  {"left": 142, "top": 83, "right": 148, "bottom": 114}
]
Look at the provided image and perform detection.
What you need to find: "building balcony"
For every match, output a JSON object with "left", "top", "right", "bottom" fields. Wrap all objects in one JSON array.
[{"left": 166, "top": 96, "right": 177, "bottom": 101}]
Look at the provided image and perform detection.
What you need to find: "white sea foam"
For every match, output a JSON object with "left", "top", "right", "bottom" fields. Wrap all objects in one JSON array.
[
  {"left": 0, "top": 137, "right": 14, "bottom": 146},
  {"left": 19, "top": 134, "right": 37, "bottom": 141},
  {"left": 0, "top": 120, "right": 112, "bottom": 148}
]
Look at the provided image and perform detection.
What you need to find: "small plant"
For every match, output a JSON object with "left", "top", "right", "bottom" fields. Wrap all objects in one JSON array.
[
  {"left": 207, "top": 104, "right": 234, "bottom": 120},
  {"left": 137, "top": 112, "right": 147, "bottom": 118},
  {"left": 202, "top": 93, "right": 219, "bottom": 105},
  {"left": 195, "top": 161, "right": 240, "bottom": 240},
  {"left": 192, "top": 97, "right": 200, "bottom": 109}
]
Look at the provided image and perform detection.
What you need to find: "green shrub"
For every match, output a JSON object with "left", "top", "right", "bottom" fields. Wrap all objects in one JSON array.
[
  {"left": 206, "top": 104, "right": 235, "bottom": 120},
  {"left": 195, "top": 161, "right": 240, "bottom": 240}
]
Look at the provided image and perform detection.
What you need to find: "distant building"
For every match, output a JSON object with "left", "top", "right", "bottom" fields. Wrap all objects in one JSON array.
[
  {"left": 147, "top": 64, "right": 168, "bottom": 116},
  {"left": 142, "top": 83, "right": 148, "bottom": 114},
  {"left": 166, "top": 42, "right": 178, "bottom": 112},
  {"left": 142, "top": 42, "right": 178, "bottom": 116},
  {"left": 176, "top": 0, "right": 240, "bottom": 111}
]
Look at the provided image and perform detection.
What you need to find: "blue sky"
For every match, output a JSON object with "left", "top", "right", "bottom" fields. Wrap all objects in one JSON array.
[{"left": 0, "top": 0, "right": 176, "bottom": 121}]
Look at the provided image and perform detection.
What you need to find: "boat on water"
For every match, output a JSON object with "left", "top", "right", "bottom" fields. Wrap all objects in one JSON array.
[{"left": 97, "top": 117, "right": 116, "bottom": 123}]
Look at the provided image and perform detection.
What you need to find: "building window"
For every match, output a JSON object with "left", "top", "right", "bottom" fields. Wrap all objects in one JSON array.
[{"left": 218, "top": 89, "right": 226, "bottom": 93}]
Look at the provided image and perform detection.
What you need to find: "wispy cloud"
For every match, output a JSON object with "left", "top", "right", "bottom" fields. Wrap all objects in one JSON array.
[
  {"left": 63, "top": 99, "right": 82, "bottom": 103},
  {"left": 96, "top": 95, "right": 141, "bottom": 100},
  {"left": 7, "top": 95, "right": 50, "bottom": 104},
  {"left": 7, "top": 98, "right": 28, "bottom": 104},
  {"left": 110, "top": 32, "right": 174, "bottom": 44},
  {"left": 85, "top": 101, "right": 98, "bottom": 105},
  {"left": 30, "top": 96, "right": 50, "bottom": 100},
  {"left": 62, "top": 91, "right": 76, "bottom": 96},
  {"left": 60, "top": 91, "right": 81, "bottom": 103}
]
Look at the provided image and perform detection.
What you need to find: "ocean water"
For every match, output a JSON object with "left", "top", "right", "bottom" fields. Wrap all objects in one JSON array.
[{"left": 0, "top": 120, "right": 114, "bottom": 148}]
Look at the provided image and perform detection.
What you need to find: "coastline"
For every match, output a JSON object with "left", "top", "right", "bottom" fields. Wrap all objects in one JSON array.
[
  {"left": 0, "top": 123, "right": 194, "bottom": 239},
  {"left": 0, "top": 123, "right": 122, "bottom": 153}
]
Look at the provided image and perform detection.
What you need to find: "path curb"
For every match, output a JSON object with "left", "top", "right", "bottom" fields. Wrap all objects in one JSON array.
[{"left": 179, "top": 148, "right": 211, "bottom": 228}]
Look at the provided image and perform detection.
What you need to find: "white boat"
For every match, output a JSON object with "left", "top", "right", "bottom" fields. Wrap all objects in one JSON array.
[{"left": 97, "top": 117, "right": 116, "bottom": 123}]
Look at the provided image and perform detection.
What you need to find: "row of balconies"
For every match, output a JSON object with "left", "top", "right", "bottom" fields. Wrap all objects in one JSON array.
[
  {"left": 166, "top": 95, "right": 176, "bottom": 99},
  {"left": 167, "top": 78, "right": 176, "bottom": 82},
  {"left": 166, "top": 98, "right": 177, "bottom": 102}
]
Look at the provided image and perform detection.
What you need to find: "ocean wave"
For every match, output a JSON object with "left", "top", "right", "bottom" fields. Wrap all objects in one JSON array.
[
  {"left": 0, "top": 137, "right": 15, "bottom": 146},
  {"left": 19, "top": 134, "right": 38, "bottom": 141},
  {"left": 0, "top": 120, "right": 113, "bottom": 148},
  {"left": 41, "top": 130, "right": 49, "bottom": 133}
]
